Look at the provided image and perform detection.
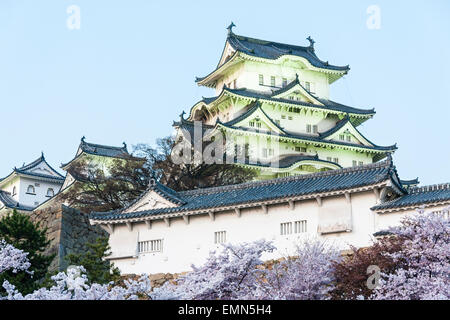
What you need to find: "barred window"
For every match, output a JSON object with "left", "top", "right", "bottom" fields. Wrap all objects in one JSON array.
[
  {"left": 294, "top": 220, "right": 307, "bottom": 233},
  {"left": 259, "top": 74, "right": 264, "bottom": 85},
  {"left": 271, "top": 76, "right": 276, "bottom": 87},
  {"left": 138, "top": 239, "right": 163, "bottom": 253},
  {"left": 214, "top": 231, "right": 226, "bottom": 244},
  {"left": 280, "top": 222, "right": 293, "bottom": 235},
  {"left": 282, "top": 78, "right": 287, "bottom": 87},
  {"left": 312, "top": 125, "right": 318, "bottom": 133},
  {"left": 353, "top": 160, "right": 357, "bottom": 167}
]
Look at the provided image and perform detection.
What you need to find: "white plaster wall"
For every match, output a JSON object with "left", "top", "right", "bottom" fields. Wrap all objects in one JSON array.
[
  {"left": 106, "top": 189, "right": 424, "bottom": 275},
  {"left": 18, "top": 177, "right": 62, "bottom": 207},
  {"left": 218, "top": 60, "right": 331, "bottom": 99}
]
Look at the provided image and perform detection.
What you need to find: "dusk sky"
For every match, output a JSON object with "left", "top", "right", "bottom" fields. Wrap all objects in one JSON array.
[{"left": 0, "top": 0, "right": 449, "bottom": 185}]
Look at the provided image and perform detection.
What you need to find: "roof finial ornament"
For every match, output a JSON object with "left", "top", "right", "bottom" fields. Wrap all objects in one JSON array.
[
  {"left": 227, "top": 22, "right": 236, "bottom": 35},
  {"left": 306, "top": 36, "right": 315, "bottom": 49},
  {"left": 295, "top": 73, "right": 299, "bottom": 82},
  {"left": 41, "top": 151, "right": 45, "bottom": 159},
  {"left": 180, "top": 111, "right": 186, "bottom": 120}
]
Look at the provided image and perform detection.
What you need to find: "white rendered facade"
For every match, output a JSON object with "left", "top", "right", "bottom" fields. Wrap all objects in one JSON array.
[{"left": 0, "top": 154, "right": 64, "bottom": 214}]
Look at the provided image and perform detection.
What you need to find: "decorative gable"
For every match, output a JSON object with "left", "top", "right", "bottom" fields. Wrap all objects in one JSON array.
[
  {"left": 229, "top": 103, "right": 285, "bottom": 135},
  {"left": 321, "top": 119, "right": 374, "bottom": 148},
  {"left": 123, "top": 191, "right": 178, "bottom": 213},
  {"left": 122, "top": 180, "right": 185, "bottom": 214}
]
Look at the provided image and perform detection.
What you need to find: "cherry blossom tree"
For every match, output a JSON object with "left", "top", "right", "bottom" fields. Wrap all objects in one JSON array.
[
  {"left": 154, "top": 239, "right": 276, "bottom": 300},
  {"left": 0, "top": 240, "right": 31, "bottom": 274},
  {"left": 251, "top": 239, "right": 340, "bottom": 300},
  {"left": 371, "top": 210, "right": 450, "bottom": 300}
]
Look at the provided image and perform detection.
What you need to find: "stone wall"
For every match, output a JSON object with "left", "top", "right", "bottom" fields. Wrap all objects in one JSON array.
[{"left": 31, "top": 205, "right": 107, "bottom": 272}]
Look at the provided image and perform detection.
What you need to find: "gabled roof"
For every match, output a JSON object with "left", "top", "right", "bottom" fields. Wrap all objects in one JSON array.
[
  {"left": 61, "top": 137, "right": 132, "bottom": 170},
  {"left": 372, "top": 183, "right": 450, "bottom": 212},
  {"left": 79, "top": 137, "right": 129, "bottom": 158},
  {"left": 223, "top": 100, "right": 285, "bottom": 134},
  {"left": 196, "top": 28, "right": 349, "bottom": 87},
  {"left": 225, "top": 32, "right": 349, "bottom": 71},
  {"left": 189, "top": 87, "right": 375, "bottom": 124},
  {"left": 318, "top": 115, "right": 385, "bottom": 149},
  {"left": 270, "top": 75, "right": 324, "bottom": 105},
  {"left": 0, "top": 153, "right": 64, "bottom": 186},
  {"left": 90, "top": 158, "right": 404, "bottom": 223},
  {"left": 119, "top": 179, "right": 187, "bottom": 215},
  {"left": 0, "top": 191, "right": 34, "bottom": 212}
]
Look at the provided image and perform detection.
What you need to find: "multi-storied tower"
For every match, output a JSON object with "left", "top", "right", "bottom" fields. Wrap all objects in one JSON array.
[{"left": 174, "top": 24, "right": 397, "bottom": 179}]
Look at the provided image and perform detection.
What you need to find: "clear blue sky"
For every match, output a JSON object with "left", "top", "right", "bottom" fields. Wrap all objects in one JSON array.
[{"left": 0, "top": 0, "right": 449, "bottom": 185}]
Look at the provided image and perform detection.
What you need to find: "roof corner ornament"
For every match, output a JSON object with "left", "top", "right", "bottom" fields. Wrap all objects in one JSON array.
[
  {"left": 122, "top": 142, "right": 127, "bottom": 149},
  {"left": 386, "top": 152, "right": 393, "bottom": 165},
  {"left": 295, "top": 73, "right": 299, "bottom": 82},
  {"left": 227, "top": 22, "right": 236, "bottom": 35},
  {"left": 41, "top": 151, "right": 45, "bottom": 159},
  {"left": 179, "top": 111, "right": 186, "bottom": 120},
  {"left": 81, "top": 136, "right": 86, "bottom": 143},
  {"left": 306, "top": 36, "right": 315, "bottom": 49}
]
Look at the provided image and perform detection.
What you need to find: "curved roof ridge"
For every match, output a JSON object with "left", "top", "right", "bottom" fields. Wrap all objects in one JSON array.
[
  {"left": 80, "top": 138, "right": 128, "bottom": 153},
  {"left": 318, "top": 115, "right": 351, "bottom": 138},
  {"left": 178, "top": 159, "right": 391, "bottom": 197},
  {"left": 218, "top": 121, "right": 397, "bottom": 153},
  {"left": 409, "top": 183, "right": 450, "bottom": 194},
  {"left": 226, "top": 88, "right": 375, "bottom": 116},
  {"left": 228, "top": 32, "right": 350, "bottom": 71},
  {"left": 223, "top": 100, "right": 286, "bottom": 133}
]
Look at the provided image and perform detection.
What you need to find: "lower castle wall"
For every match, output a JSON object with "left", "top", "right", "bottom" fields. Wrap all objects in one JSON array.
[{"left": 31, "top": 205, "right": 107, "bottom": 272}]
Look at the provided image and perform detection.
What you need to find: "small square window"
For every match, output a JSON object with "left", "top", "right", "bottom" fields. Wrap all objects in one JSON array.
[
  {"left": 334, "top": 158, "right": 339, "bottom": 164},
  {"left": 353, "top": 160, "right": 357, "bottom": 167},
  {"left": 346, "top": 135, "right": 351, "bottom": 142},
  {"left": 288, "top": 116, "right": 293, "bottom": 120},
  {"left": 312, "top": 125, "right": 318, "bottom": 133},
  {"left": 306, "top": 124, "right": 312, "bottom": 133},
  {"left": 214, "top": 231, "right": 226, "bottom": 244},
  {"left": 359, "top": 161, "right": 364, "bottom": 166}
]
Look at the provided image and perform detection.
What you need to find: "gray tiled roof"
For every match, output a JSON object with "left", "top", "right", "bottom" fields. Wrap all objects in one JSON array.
[
  {"left": 0, "top": 191, "right": 34, "bottom": 211},
  {"left": 226, "top": 33, "right": 349, "bottom": 71},
  {"left": 372, "top": 184, "right": 450, "bottom": 211},
  {"left": 90, "top": 159, "right": 403, "bottom": 222},
  {"left": 80, "top": 138, "right": 129, "bottom": 158},
  {"left": 202, "top": 87, "right": 375, "bottom": 116},
  {"left": 0, "top": 154, "right": 64, "bottom": 183},
  {"left": 61, "top": 138, "right": 133, "bottom": 169}
]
